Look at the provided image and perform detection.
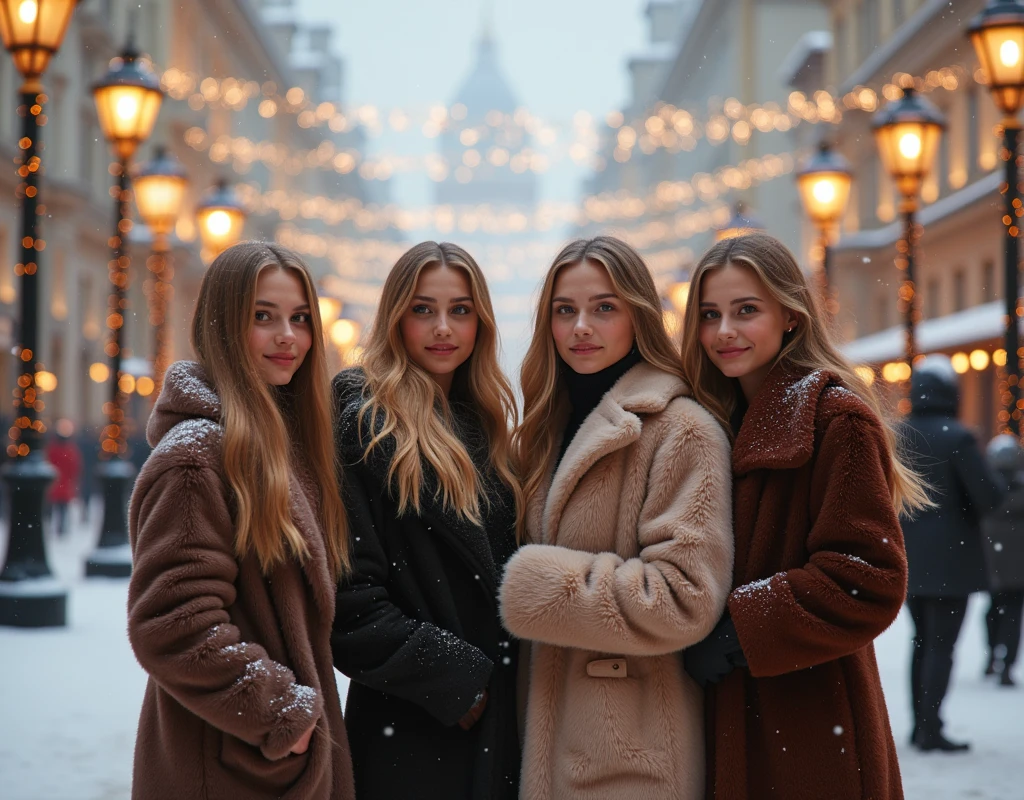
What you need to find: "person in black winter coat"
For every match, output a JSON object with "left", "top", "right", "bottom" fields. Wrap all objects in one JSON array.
[
  {"left": 901, "top": 355, "right": 1003, "bottom": 751},
  {"left": 982, "top": 435, "right": 1024, "bottom": 688},
  {"left": 330, "top": 242, "right": 522, "bottom": 800}
]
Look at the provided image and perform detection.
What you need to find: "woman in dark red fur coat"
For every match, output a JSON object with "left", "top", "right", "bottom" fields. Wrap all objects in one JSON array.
[{"left": 678, "top": 233, "right": 930, "bottom": 800}]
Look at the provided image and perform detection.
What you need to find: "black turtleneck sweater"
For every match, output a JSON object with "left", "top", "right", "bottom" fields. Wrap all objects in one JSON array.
[{"left": 556, "top": 347, "right": 645, "bottom": 468}]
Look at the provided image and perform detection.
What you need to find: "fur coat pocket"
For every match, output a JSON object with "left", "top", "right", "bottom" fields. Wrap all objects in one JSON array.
[
  {"left": 217, "top": 729, "right": 310, "bottom": 794},
  {"left": 553, "top": 650, "right": 684, "bottom": 790}
]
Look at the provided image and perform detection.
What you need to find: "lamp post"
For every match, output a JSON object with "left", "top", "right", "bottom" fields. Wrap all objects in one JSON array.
[
  {"left": 796, "top": 141, "right": 853, "bottom": 310},
  {"left": 0, "top": 0, "right": 79, "bottom": 627},
  {"left": 134, "top": 146, "right": 187, "bottom": 400},
  {"left": 715, "top": 201, "right": 765, "bottom": 242},
  {"left": 85, "top": 35, "right": 163, "bottom": 578},
  {"left": 196, "top": 179, "right": 247, "bottom": 262},
  {"left": 872, "top": 88, "right": 946, "bottom": 371},
  {"left": 968, "top": 0, "right": 1024, "bottom": 435}
]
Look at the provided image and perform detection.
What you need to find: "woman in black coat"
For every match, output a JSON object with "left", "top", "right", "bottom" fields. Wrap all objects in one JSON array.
[
  {"left": 902, "top": 356, "right": 1003, "bottom": 751},
  {"left": 330, "top": 242, "right": 521, "bottom": 800}
]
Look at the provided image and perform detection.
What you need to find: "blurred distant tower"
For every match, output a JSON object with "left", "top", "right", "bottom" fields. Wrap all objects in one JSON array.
[{"left": 434, "top": 14, "right": 547, "bottom": 371}]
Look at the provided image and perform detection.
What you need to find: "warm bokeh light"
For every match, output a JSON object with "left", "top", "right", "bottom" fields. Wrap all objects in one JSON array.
[
  {"left": 33, "top": 370, "right": 56, "bottom": 392},
  {"left": 89, "top": 362, "right": 110, "bottom": 383},
  {"left": 204, "top": 209, "right": 232, "bottom": 237},
  {"left": 951, "top": 352, "right": 970, "bottom": 374},
  {"left": 995, "top": 348, "right": 1008, "bottom": 366},
  {"left": 812, "top": 179, "right": 836, "bottom": 204},
  {"left": 318, "top": 295, "right": 341, "bottom": 327},
  {"left": 668, "top": 281, "right": 689, "bottom": 314},
  {"left": 136, "top": 376, "right": 155, "bottom": 397},
  {"left": 118, "top": 374, "right": 136, "bottom": 394},
  {"left": 969, "top": 349, "right": 991, "bottom": 371},
  {"left": 330, "top": 318, "right": 360, "bottom": 348},
  {"left": 1001, "top": 39, "right": 1021, "bottom": 67},
  {"left": 898, "top": 132, "right": 922, "bottom": 159},
  {"left": 17, "top": 0, "right": 36, "bottom": 23},
  {"left": 882, "top": 362, "right": 912, "bottom": 383},
  {"left": 854, "top": 365, "right": 876, "bottom": 386}
]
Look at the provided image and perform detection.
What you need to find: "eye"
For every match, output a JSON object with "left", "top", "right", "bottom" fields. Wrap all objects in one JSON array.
[
  {"left": 597, "top": 303, "right": 615, "bottom": 312},
  {"left": 451, "top": 305, "right": 473, "bottom": 315},
  {"left": 738, "top": 304, "right": 758, "bottom": 315},
  {"left": 255, "top": 310, "right": 271, "bottom": 322},
  {"left": 554, "top": 304, "right": 575, "bottom": 315},
  {"left": 411, "top": 304, "right": 431, "bottom": 314},
  {"left": 700, "top": 309, "right": 720, "bottom": 321},
  {"left": 292, "top": 312, "right": 311, "bottom": 324}
]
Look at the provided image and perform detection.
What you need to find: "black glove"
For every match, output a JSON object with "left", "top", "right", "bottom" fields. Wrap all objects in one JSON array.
[{"left": 683, "top": 612, "right": 747, "bottom": 689}]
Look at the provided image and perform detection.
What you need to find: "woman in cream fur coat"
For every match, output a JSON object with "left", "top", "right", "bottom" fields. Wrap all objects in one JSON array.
[{"left": 500, "top": 236, "right": 734, "bottom": 800}]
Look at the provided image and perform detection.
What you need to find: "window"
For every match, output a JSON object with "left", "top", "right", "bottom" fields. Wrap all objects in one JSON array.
[
  {"left": 876, "top": 291, "right": 890, "bottom": 331},
  {"left": 939, "top": 129, "right": 950, "bottom": 196},
  {"left": 79, "top": 110, "right": 94, "bottom": 185},
  {"left": 968, "top": 86, "right": 980, "bottom": 181},
  {"left": 860, "top": 0, "right": 879, "bottom": 62},
  {"left": 953, "top": 269, "right": 966, "bottom": 313},
  {"left": 893, "top": 0, "right": 905, "bottom": 26},
  {"left": 926, "top": 277, "right": 940, "bottom": 319},
  {"left": 982, "top": 259, "right": 995, "bottom": 302},
  {"left": 835, "top": 15, "right": 847, "bottom": 79},
  {"left": 860, "top": 151, "right": 879, "bottom": 225}
]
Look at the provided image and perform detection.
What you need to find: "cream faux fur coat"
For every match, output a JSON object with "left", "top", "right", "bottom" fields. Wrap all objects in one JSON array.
[{"left": 499, "top": 362, "right": 734, "bottom": 800}]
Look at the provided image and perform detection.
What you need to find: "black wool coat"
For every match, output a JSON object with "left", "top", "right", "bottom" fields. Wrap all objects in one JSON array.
[
  {"left": 902, "top": 369, "right": 1003, "bottom": 597},
  {"left": 330, "top": 369, "right": 520, "bottom": 800}
]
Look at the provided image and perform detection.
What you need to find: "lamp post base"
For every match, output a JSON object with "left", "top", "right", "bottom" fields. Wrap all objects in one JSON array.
[
  {"left": 0, "top": 456, "right": 65, "bottom": 628},
  {"left": 84, "top": 458, "right": 137, "bottom": 578}
]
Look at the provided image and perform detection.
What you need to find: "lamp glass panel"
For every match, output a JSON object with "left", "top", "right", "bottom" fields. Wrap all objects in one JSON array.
[
  {"left": 94, "top": 82, "right": 163, "bottom": 159},
  {"left": 134, "top": 173, "right": 187, "bottom": 236},
  {"left": 0, "top": 0, "right": 77, "bottom": 77},
  {"left": 797, "top": 170, "right": 852, "bottom": 225},
  {"left": 197, "top": 206, "right": 246, "bottom": 254},
  {"left": 974, "top": 24, "right": 1024, "bottom": 114}
]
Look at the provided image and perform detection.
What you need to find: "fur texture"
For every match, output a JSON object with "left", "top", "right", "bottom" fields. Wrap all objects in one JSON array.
[
  {"left": 126, "top": 361, "right": 354, "bottom": 800},
  {"left": 708, "top": 366, "right": 908, "bottom": 800},
  {"left": 500, "top": 362, "right": 734, "bottom": 800}
]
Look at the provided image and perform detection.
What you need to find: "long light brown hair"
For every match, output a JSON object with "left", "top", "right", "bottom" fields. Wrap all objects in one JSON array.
[
  {"left": 679, "top": 232, "right": 929, "bottom": 515},
  {"left": 514, "top": 236, "right": 684, "bottom": 527},
  {"left": 358, "top": 241, "right": 522, "bottom": 528},
  {"left": 192, "top": 241, "right": 350, "bottom": 579}
]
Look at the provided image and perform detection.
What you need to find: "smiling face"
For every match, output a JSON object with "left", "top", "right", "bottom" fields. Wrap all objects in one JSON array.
[
  {"left": 247, "top": 266, "right": 314, "bottom": 386},
  {"left": 550, "top": 259, "right": 635, "bottom": 374},
  {"left": 399, "top": 264, "right": 478, "bottom": 395},
  {"left": 698, "top": 262, "right": 797, "bottom": 400}
]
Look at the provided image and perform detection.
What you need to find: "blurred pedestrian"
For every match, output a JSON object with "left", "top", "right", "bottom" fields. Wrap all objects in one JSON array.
[
  {"left": 500, "top": 237, "right": 733, "bottom": 800},
  {"left": 331, "top": 242, "right": 522, "bottom": 800},
  {"left": 901, "top": 355, "right": 1003, "bottom": 751},
  {"left": 982, "top": 434, "right": 1024, "bottom": 688},
  {"left": 126, "top": 243, "right": 354, "bottom": 799},
  {"left": 679, "top": 234, "right": 921, "bottom": 800},
  {"left": 45, "top": 419, "right": 82, "bottom": 536}
]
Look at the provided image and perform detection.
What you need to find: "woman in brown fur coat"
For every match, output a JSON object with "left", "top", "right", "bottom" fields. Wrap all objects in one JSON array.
[
  {"left": 679, "top": 233, "right": 929, "bottom": 799},
  {"left": 127, "top": 243, "right": 354, "bottom": 799},
  {"left": 499, "top": 236, "right": 734, "bottom": 800}
]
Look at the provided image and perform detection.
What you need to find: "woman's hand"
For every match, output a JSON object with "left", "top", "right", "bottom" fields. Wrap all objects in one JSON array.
[
  {"left": 457, "top": 689, "right": 488, "bottom": 731},
  {"left": 290, "top": 719, "right": 317, "bottom": 755}
]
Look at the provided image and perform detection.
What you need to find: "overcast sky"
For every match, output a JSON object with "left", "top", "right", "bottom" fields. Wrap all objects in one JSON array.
[{"left": 294, "top": 0, "right": 651, "bottom": 205}]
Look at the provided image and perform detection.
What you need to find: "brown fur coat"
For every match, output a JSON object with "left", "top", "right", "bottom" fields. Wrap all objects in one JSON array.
[
  {"left": 499, "top": 363, "right": 734, "bottom": 800},
  {"left": 126, "top": 361, "right": 354, "bottom": 800},
  {"left": 707, "top": 365, "right": 907, "bottom": 799}
]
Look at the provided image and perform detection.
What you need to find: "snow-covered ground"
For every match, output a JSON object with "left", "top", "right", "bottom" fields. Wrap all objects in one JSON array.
[{"left": 1, "top": 510, "right": 1021, "bottom": 799}]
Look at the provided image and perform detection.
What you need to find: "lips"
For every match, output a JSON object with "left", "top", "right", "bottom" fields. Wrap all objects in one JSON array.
[
  {"left": 426, "top": 344, "right": 457, "bottom": 354},
  {"left": 716, "top": 347, "right": 750, "bottom": 359},
  {"left": 265, "top": 354, "right": 295, "bottom": 366},
  {"left": 569, "top": 344, "right": 601, "bottom": 354}
]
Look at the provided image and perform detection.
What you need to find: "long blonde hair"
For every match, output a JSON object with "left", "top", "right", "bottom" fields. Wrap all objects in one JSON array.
[
  {"left": 514, "top": 236, "right": 683, "bottom": 526},
  {"left": 191, "top": 241, "right": 350, "bottom": 579},
  {"left": 358, "top": 241, "right": 522, "bottom": 528},
  {"left": 679, "top": 232, "right": 929, "bottom": 515}
]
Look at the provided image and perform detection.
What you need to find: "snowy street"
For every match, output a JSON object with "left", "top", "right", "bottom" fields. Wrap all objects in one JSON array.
[{"left": 1, "top": 514, "right": 1022, "bottom": 800}]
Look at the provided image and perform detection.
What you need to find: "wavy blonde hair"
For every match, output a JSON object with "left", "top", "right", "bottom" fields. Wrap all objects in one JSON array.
[
  {"left": 192, "top": 242, "right": 350, "bottom": 579},
  {"left": 679, "top": 232, "right": 929, "bottom": 515},
  {"left": 358, "top": 241, "right": 522, "bottom": 528},
  {"left": 514, "top": 236, "right": 684, "bottom": 530}
]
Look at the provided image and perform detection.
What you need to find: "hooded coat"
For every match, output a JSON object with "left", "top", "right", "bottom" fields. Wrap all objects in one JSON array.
[
  {"left": 499, "top": 363, "right": 734, "bottom": 800},
  {"left": 330, "top": 368, "right": 521, "bottom": 800},
  {"left": 126, "top": 361, "right": 354, "bottom": 800},
  {"left": 901, "top": 364, "right": 1003, "bottom": 596},
  {"left": 707, "top": 366, "right": 908, "bottom": 800}
]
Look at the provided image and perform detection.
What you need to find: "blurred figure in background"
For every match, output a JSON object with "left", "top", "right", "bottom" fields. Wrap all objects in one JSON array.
[
  {"left": 46, "top": 419, "right": 82, "bottom": 537},
  {"left": 902, "top": 355, "right": 1003, "bottom": 752},
  {"left": 982, "top": 435, "right": 1024, "bottom": 688}
]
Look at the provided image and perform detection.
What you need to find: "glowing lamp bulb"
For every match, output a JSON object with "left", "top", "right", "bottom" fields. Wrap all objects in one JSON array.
[
  {"left": 18, "top": 0, "right": 38, "bottom": 23},
  {"left": 812, "top": 179, "right": 837, "bottom": 204},
  {"left": 1001, "top": 39, "right": 1022, "bottom": 68},
  {"left": 205, "top": 210, "right": 232, "bottom": 237},
  {"left": 115, "top": 94, "right": 139, "bottom": 121},
  {"left": 898, "top": 132, "right": 922, "bottom": 159}
]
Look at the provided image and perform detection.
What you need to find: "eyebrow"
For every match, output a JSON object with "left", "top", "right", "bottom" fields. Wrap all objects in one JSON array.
[
  {"left": 413, "top": 295, "right": 474, "bottom": 303},
  {"left": 551, "top": 293, "right": 619, "bottom": 303},
  {"left": 255, "top": 300, "right": 310, "bottom": 310},
  {"left": 699, "top": 296, "right": 763, "bottom": 307}
]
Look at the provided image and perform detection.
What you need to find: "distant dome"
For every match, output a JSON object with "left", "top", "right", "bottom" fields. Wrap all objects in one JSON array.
[{"left": 453, "top": 35, "right": 520, "bottom": 118}]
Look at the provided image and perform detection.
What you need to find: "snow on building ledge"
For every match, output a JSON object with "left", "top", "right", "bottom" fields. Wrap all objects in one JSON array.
[{"left": 841, "top": 300, "right": 1019, "bottom": 364}]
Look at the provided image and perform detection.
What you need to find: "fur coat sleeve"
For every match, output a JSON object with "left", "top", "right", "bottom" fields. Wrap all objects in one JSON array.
[
  {"left": 729, "top": 411, "right": 908, "bottom": 677},
  {"left": 127, "top": 464, "right": 322, "bottom": 760},
  {"left": 500, "top": 399, "right": 734, "bottom": 656},
  {"left": 331, "top": 462, "right": 494, "bottom": 726}
]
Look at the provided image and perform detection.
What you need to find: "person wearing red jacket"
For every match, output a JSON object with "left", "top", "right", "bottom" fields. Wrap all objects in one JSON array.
[{"left": 46, "top": 420, "right": 82, "bottom": 537}]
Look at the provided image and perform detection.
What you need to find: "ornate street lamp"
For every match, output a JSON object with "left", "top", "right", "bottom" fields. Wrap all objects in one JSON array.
[
  {"left": 134, "top": 146, "right": 187, "bottom": 401},
  {"left": 872, "top": 88, "right": 946, "bottom": 370},
  {"left": 715, "top": 201, "right": 765, "bottom": 242},
  {"left": 968, "top": 0, "right": 1024, "bottom": 434},
  {"left": 796, "top": 141, "right": 853, "bottom": 307},
  {"left": 196, "top": 179, "right": 247, "bottom": 261},
  {"left": 85, "top": 34, "right": 163, "bottom": 578},
  {"left": 0, "top": 0, "right": 79, "bottom": 628}
]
